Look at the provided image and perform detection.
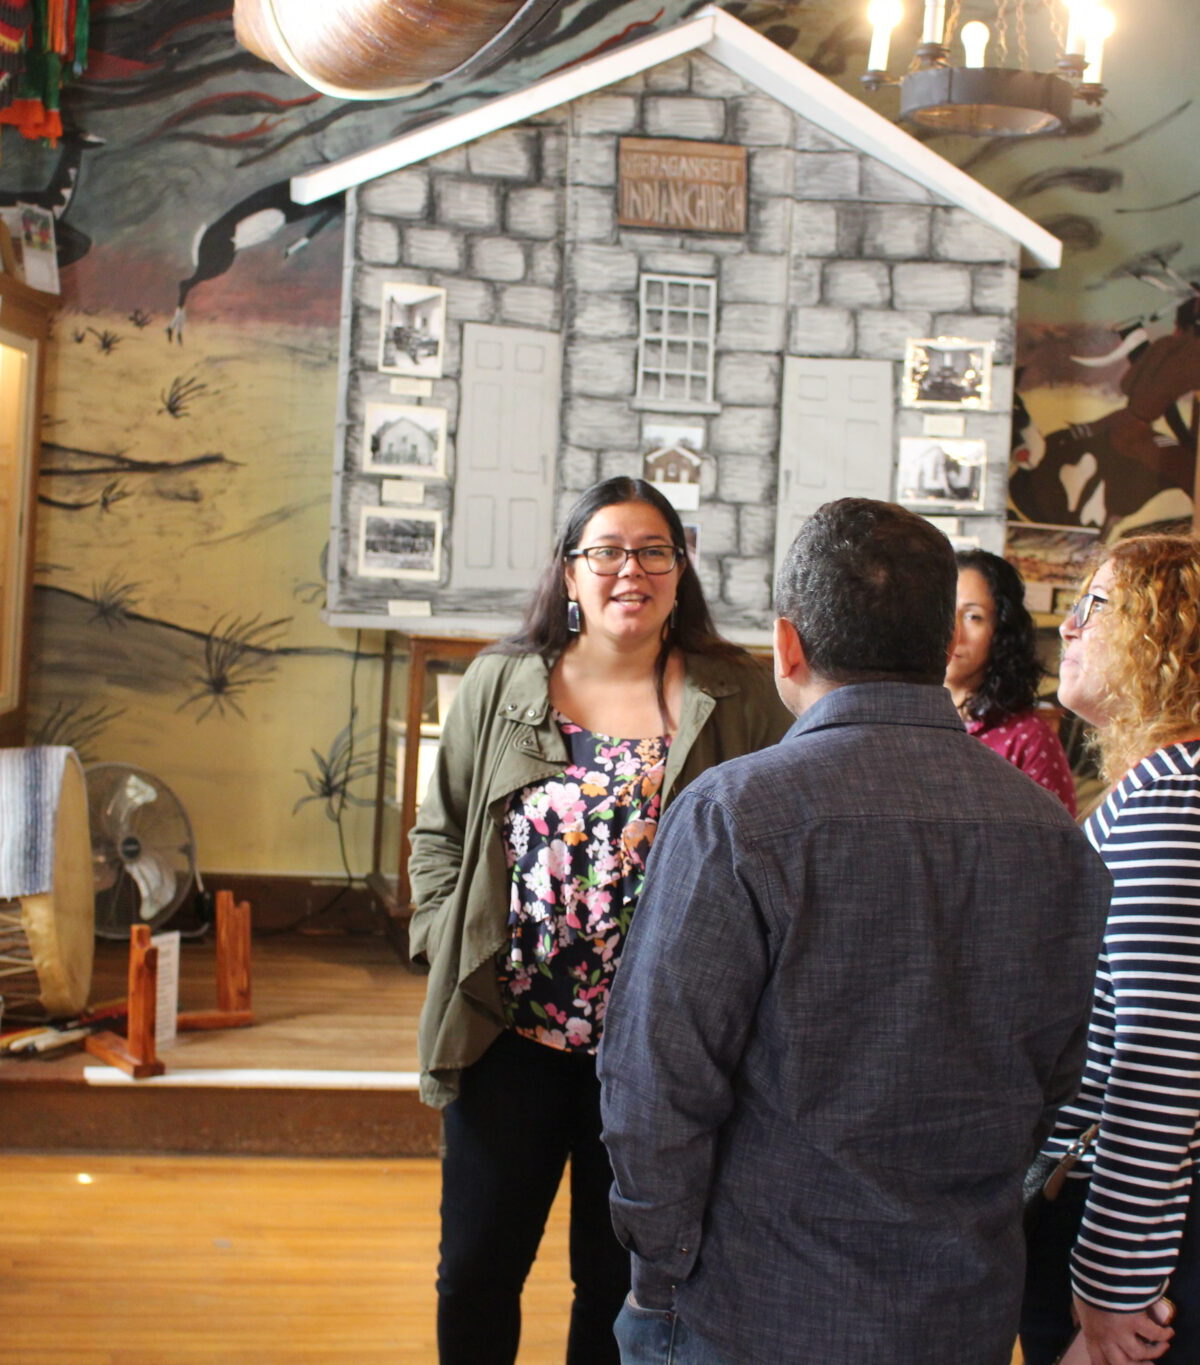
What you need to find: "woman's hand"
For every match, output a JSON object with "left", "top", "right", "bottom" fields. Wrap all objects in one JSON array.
[{"left": 1073, "top": 1295, "right": 1173, "bottom": 1363}]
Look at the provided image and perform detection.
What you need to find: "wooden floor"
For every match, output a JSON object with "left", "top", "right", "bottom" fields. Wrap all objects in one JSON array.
[
  {"left": 26, "top": 931, "right": 428, "bottom": 1075},
  {"left": 0, "top": 933, "right": 1023, "bottom": 1363},
  {"left": 0, "top": 1150, "right": 1028, "bottom": 1364},
  {"left": 0, "top": 1153, "right": 572, "bottom": 1364},
  {"left": 0, "top": 932, "right": 441, "bottom": 1156}
]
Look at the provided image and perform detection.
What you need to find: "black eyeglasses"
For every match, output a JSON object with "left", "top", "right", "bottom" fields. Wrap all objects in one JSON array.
[
  {"left": 1063, "top": 592, "right": 1108, "bottom": 631},
  {"left": 566, "top": 545, "right": 682, "bottom": 575}
]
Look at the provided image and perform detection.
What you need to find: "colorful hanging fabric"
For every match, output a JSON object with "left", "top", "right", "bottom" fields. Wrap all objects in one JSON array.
[
  {"left": 0, "top": 0, "right": 32, "bottom": 111},
  {"left": 0, "top": 0, "right": 88, "bottom": 141}
]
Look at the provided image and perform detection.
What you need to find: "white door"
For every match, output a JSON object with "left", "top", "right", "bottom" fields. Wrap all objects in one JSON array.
[
  {"left": 774, "top": 357, "right": 895, "bottom": 582},
  {"left": 451, "top": 323, "right": 562, "bottom": 591}
]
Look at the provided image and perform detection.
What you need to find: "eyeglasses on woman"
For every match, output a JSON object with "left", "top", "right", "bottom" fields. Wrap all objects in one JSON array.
[
  {"left": 567, "top": 545, "right": 682, "bottom": 575},
  {"left": 1063, "top": 592, "right": 1108, "bottom": 631}
]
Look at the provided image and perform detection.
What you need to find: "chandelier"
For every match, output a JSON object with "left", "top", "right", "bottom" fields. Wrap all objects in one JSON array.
[{"left": 861, "top": 0, "right": 1114, "bottom": 136}]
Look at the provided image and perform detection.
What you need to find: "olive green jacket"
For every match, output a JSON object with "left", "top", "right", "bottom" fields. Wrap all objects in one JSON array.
[{"left": 407, "top": 647, "right": 792, "bottom": 1108}]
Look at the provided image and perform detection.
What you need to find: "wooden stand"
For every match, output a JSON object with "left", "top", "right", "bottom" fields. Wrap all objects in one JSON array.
[
  {"left": 83, "top": 892, "right": 254, "bottom": 1079},
  {"left": 178, "top": 890, "right": 254, "bottom": 1031},
  {"left": 84, "top": 924, "right": 165, "bottom": 1079}
]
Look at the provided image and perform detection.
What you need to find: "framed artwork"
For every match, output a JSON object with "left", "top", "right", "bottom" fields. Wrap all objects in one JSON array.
[
  {"left": 378, "top": 283, "right": 446, "bottom": 378},
  {"left": 0, "top": 204, "right": 59, "bottom": 293},
  {"left": 897, "top": 437, "right": 987, "bottom": 510},
  {"left": 681, "top": 521, "right": 700, "bottom": 569},
  {"left": 642, "top": 419, "right": 704, "bottom": 511},
  {"left": 357, "top": 507, "right": 442, "bottom": 580},
  {"left": 362, "top": 401, "right": 447, "bottom": 478},
  {"left": 1004, "top": 522, "right": 1101, "bottom": 614},
  {"left": 902, "top": 337, "right": 994, "bottom": 409}
]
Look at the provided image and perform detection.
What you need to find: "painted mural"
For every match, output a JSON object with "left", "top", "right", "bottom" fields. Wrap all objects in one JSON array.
[
  {"left": 0, "top": 0, "right": 713, "bottom": 878},
  {"left": 2, "top": 0, "right": 1197, "bottom": 876},
  {"left": 743, "top": 0, "right": 1200, "bottom": 544}
]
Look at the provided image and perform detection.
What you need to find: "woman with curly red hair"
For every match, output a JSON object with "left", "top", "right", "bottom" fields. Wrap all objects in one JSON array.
[{"left": 1021, "top": 534, "right": 1200, "bottom": 1364}]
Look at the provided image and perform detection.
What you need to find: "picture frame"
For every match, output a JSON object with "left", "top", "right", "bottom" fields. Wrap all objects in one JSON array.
[
  {"left": 357, "top": 507, "right": 443, "bottom": 580},
  {"left": 1, "top": 204, "right": 60, "bottom": 294},
  {"left": 1004, "top": 522, "right": 1101, "bottom": 614},
  {"left": 902, "top": 337, "right": 994, "bottom": 410},
  {"left": 642, "top": 418, "right": 704, "bottom": 511},
  {"left": 378, "top": 283, "right": 446, "bottom": 378},
  {"left": 361, "top": 401, "right": 447, "bottom": 479},
  {"left": 896, "top": 437, "right": 987, "bottom": 510}
]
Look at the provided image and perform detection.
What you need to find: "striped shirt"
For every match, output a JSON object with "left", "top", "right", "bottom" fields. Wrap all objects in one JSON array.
[{"left": 1044, "top": 740, "right": 1200, "bottom": 1310}]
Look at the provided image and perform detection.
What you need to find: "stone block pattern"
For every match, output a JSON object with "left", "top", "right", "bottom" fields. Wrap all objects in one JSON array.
[{"left": 342, "top": 51, "right": 1021, "bottom": 624}]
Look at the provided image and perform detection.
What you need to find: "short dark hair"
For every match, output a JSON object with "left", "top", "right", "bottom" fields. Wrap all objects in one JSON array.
[
  {"left": 954, "top": 548, "right": 1043, "bottom": 722},
  {"left": 775, "top": 498, "right": 955, "bottom": 685},
  {"left": 493, "top": 476, "right": 740, "bottom": 664}
]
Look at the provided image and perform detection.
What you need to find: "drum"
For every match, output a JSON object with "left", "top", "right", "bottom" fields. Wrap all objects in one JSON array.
[
  {"left": 0, "top": 749, "right": 94, "bottom": 1019},
  {"left": 234, "top": 0, "right": 565, "bottom": 99}
]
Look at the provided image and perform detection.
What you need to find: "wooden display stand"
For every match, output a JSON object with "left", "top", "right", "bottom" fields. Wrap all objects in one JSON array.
[
  {"left": 178, "top": 890, "right": 254, "bottom": 1032},
  {"left": 84, "top": 891, "right": 254, "bottom": 1079},
  {"left": 84, "top": 925, "right": 165, "bottom": 1079},
  {"left": 367, "top": 632, "right": 492, "bottom": 955}
]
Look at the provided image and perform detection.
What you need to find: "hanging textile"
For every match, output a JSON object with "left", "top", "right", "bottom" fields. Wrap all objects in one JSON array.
[
  {"left": 0, "top": 0, "right": 33, "bottom": 112},
  {"left": 0, "top": 0, "right": 89, "bottom": 143}
]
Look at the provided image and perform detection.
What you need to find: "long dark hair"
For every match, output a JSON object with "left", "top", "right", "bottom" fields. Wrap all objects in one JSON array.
[
  {"left": 955, "top": 548, "right": 1043, "bottom": 722},
  {"left": 490, "top": 477, "right": 745, "bottom": 688}
]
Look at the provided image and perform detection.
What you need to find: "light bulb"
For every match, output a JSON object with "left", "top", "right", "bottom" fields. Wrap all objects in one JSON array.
[
  {"left": 1064, "top": 0, "right": 1097, "bottom": 57},
  {"left": 922, "top": 0, "right": 947, "bottom": 45},
  {"left": 1083, "top": 5, "right": 1114, "bottom": 82},
  {"left": 960, "top": 20, "right": 990, "bottom": 67},
  {"left": 866, "top": 0, "right": 904, "bottom": 71}
]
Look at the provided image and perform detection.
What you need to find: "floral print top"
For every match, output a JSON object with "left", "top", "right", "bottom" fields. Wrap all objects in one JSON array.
[{"left": 497, "top": 711, "right": 670, "bottom": 1053}]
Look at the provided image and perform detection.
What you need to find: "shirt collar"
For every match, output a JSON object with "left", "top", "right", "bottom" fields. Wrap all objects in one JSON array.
[{"left": 785, "top": 681, "right": 965, "bottom": 741}]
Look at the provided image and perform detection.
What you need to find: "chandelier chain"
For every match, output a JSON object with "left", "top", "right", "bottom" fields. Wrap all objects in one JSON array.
[
  {"left": 944, "top": 0, "right": 964, "bottom": 53},
  {"left": 1047, "top": 0, "right": 1067, "bottom": 52}
]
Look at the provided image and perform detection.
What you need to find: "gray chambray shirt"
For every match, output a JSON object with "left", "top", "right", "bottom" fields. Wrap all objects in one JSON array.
[{"left": 599, "top": 681, "right": 1110, "bottom": 1365}]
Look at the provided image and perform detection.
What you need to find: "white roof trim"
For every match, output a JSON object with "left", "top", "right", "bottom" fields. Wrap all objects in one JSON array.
[
  {"left": 291, "top": 4, "right": 1060, "bottom": 268},
  {"left": 290, "top": 11, "right": 717, "bottom": 204}
]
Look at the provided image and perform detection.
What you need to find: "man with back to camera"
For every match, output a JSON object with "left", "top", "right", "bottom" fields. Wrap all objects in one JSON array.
[{"left": 598, "top": 498, "right": 1112, "bottom": 1365}]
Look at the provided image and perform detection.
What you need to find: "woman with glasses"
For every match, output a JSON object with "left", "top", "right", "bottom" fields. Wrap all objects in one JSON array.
[
  {"left": 1021, "top": 535, "right": 1200, "bottom": 1364},
  {"left": 408, "top": 476, "right": 790, "bottom": 1364},
  {"left": 946, "top": 549, "right": 1077, "bottom": 814}
]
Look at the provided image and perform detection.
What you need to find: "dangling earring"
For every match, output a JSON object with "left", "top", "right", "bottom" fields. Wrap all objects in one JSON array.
[
  {"left": 669, "top": 602, "right": 678, "bottom": 630},
  {"left": 567, "top": 600, "right": 582, "bottom": 633}
]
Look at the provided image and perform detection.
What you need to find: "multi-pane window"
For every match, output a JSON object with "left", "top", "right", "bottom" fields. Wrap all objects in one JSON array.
[{"left": 636, "top": 274, "right": 717, "bottom": 408}]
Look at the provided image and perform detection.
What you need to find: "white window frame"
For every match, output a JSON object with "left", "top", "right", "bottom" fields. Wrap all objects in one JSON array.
[{"left": 633, "top": 273, "right": 720, "bottom": 414}]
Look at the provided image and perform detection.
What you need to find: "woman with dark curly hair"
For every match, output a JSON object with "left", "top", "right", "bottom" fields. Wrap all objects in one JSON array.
[{"left": 946, "top": 548, "right": 1076, "bottom": 814}]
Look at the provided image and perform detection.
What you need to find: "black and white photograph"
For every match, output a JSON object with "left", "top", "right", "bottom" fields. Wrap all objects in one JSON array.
[
  {"left": 362, "top": 402, "right": 447, "bottom": 478},
  {"left": 681, "top": 521, "right": 700, "bottom": 569},
  {"left": 642, "top": 419, "right": 704, "bottom": 511},
  {"left": 378, "top": 283, "right": 447, "bottom": 378},
  {"left": 357, "top": 507, "right": 442, "bottom": 580},
  {"left": 897, "top": 437, "right": 988, "bottom": 509},
  {"left": 902, "top": 337, "right": 993, "bottom": 409}
]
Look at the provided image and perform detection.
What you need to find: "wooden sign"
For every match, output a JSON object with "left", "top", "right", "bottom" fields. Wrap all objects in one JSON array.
[{"left": 618, "top": 138, "right": 747, "bottom": 235}]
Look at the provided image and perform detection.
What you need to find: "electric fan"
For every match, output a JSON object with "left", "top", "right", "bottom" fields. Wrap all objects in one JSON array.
[{"left": 85, "top": 763, "right": 198, "bottom": 939}]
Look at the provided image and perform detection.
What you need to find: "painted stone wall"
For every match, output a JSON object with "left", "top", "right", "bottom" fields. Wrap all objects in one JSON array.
[{"left": 342, "top": 50, "right": 1021, "bottom": 631}]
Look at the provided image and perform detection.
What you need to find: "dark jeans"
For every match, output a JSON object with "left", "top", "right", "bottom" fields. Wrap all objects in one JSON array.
[
  {"left": 613, "top": 1300, "right": 735, "bottom": 1364},
  {"left": 437, "top": 1029, "right": 629, "bottom": 1365},
  {"left": 1021, "top": 1175, "right": 1200, "bottom": 1365}
]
